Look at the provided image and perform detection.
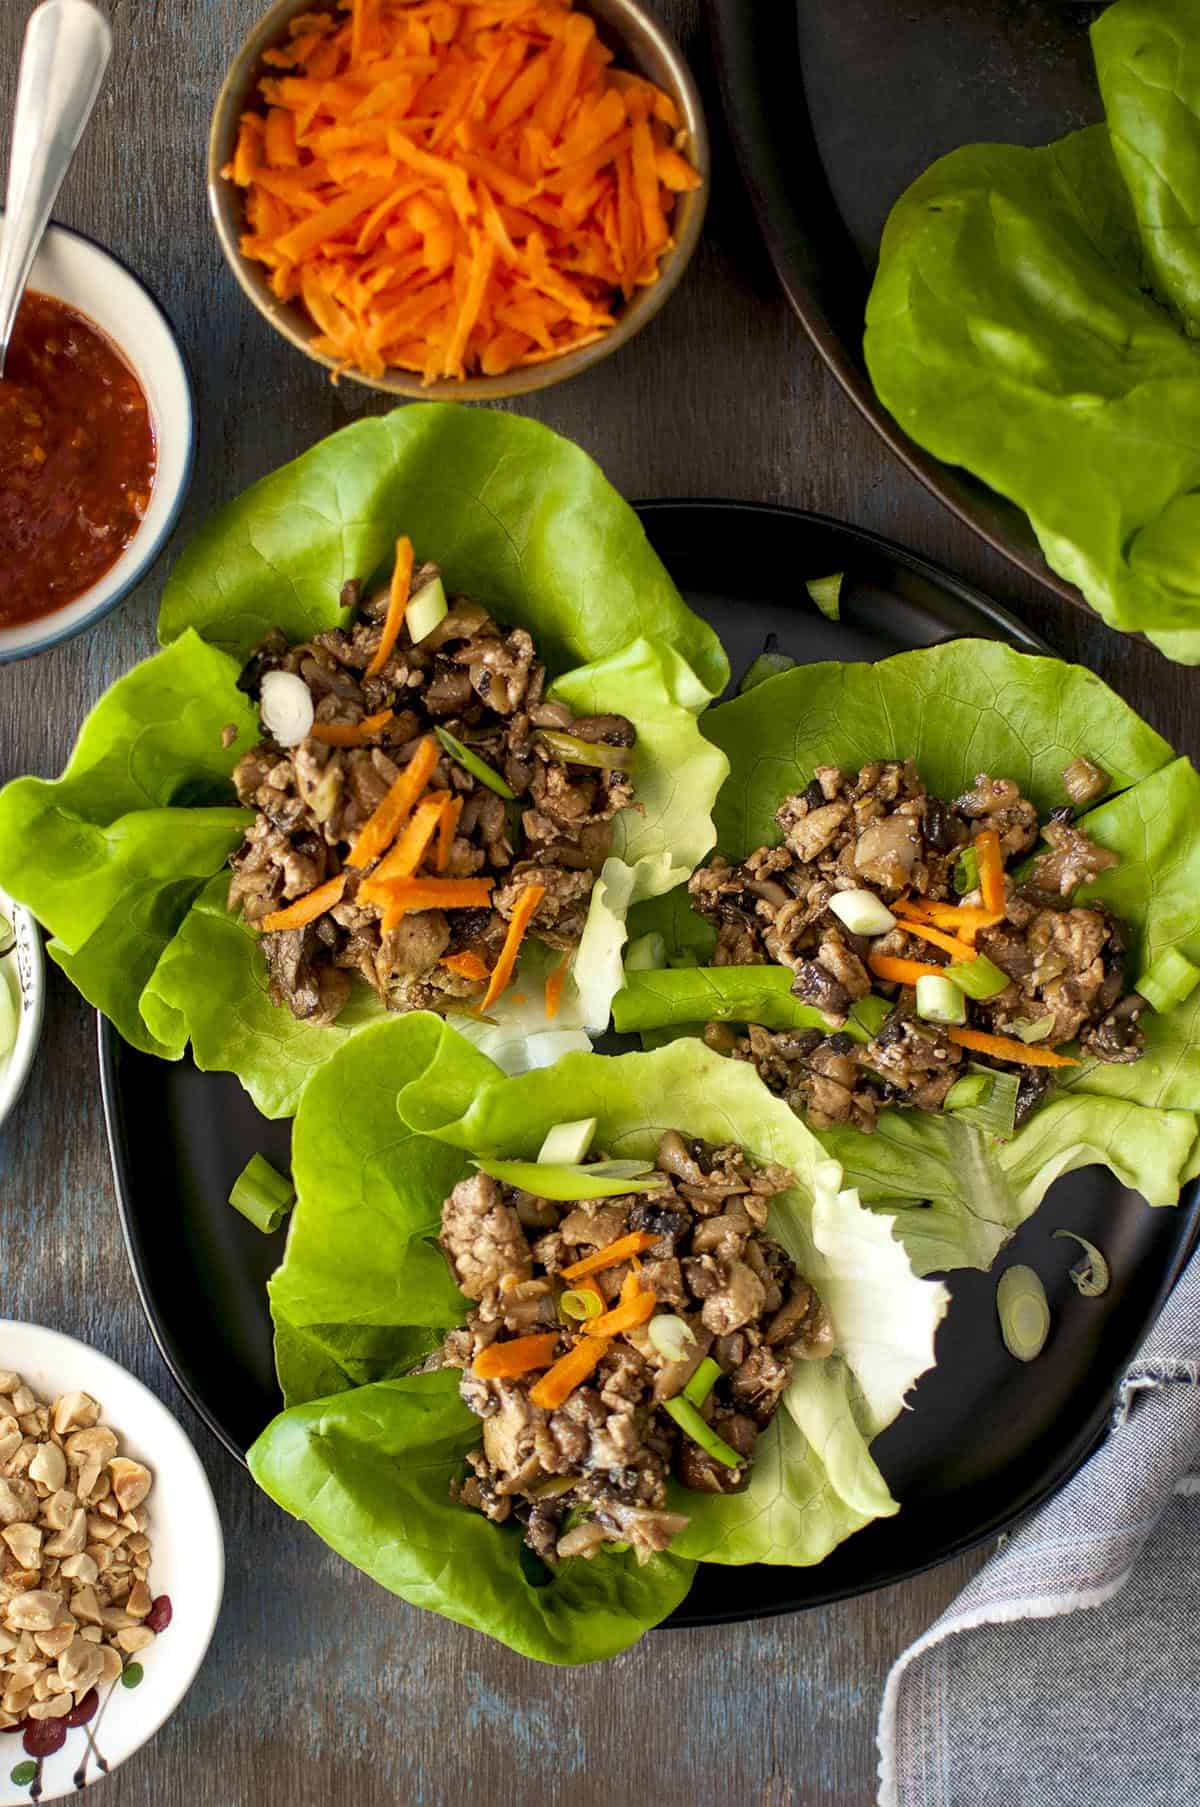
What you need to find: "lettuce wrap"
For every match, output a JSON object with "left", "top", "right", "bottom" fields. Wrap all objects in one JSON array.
[
  {"left": 618, "top": 639, "right": 1200, "bottom": 1276},
  {"left": 249, "top": 1019, "right": 947, "bottom": 1661},
  {"left": 0, "top": 406, "right": 728, "bottom": 1117},
  {"left": 864, "top": 0, "right": 1200, "bottom": 663}
]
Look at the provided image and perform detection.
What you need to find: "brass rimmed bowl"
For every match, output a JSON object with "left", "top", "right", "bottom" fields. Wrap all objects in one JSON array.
[{"left": 208, "top": 0, "right": 708, "bottom": 399}]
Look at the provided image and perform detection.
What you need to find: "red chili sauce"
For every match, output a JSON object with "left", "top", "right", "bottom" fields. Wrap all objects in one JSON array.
[{"left": 0, "top": 290, "right": 156, "bottom": 628}]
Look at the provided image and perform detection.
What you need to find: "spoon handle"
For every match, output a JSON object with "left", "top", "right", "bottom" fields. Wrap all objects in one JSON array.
[{"left": 0, "top": 0, "right": 112, "bottom": 371}]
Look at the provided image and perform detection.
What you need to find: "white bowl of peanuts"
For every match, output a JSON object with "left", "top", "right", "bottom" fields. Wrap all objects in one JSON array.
[{"left": 0, "top": 1324, "right": 223, "bottom": 1804}]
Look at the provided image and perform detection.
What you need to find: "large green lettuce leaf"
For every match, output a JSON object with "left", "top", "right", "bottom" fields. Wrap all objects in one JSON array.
[
  {"left": 623, "top": 640, "right": 1200, "bottom": 1274},
  {"left": 864, "top": 0, "right": 1200, "bottom": 662},
  {"left": 250, "top": 1021, "right": 946, "bottom": 1658},
  {"left": 0, "top": 407, "right": 727, "bottom": 1112}
]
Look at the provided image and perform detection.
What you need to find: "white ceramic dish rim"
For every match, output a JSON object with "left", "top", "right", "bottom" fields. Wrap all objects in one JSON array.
[
  {"left": 0, "top": 221, "right": 196, "bottom": 663},
  {"left": 0, "top": 894, "right": 44, "bottom": 1132},
  {"left": 0, "top": 1321, "right": 224, "bottom": 1804}
]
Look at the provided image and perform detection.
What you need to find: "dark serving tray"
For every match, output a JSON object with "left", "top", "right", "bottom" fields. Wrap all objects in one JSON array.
[
  {"left": 100, "top": 499, "right": 1200, "bottom": 1626},
  {"left": 706, "top": 0, "right": 1107, "bottom": 616}
]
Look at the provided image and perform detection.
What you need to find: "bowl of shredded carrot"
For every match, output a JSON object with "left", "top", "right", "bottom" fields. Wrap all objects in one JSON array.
[{"left": 209, "top": 0, "right": 707, "bottom": 395}]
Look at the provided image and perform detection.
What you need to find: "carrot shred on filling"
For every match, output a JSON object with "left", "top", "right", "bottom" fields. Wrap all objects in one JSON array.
[
  {"left": 346, "top": 732, "right": 439, "bottom": 868},
  {"left": 561, "top": 1231, "right": 657, "bottom": 1281},
  {"left": 896, "top": 919, "right": 980, "bottom": 962},
  {"left": 376, "top": 875, "right": 495, "bottom": 932},
  {"left": 974, "top": 830, "right": 1006, "bottom": 915},
  {"left": 360, "top": 790, "right": 452, "bottom": 894},
  {"left": 867, "top": 952, "right": 947, "bottom": 987},
  {"left": 309, "top": 707, "right": 394, "bottom": 746},
  {"left": 893, "top": 898, "right": 1003, "bottom": 934},
  {"left": 224, "top": 0, "right": 702, "bottom": 383},
  {"left": 472, "top": 1332, "right": 559, "bottom": 1379},
  {"left": 259, "top": 873, "right": 346, "bottom": 932},
  {"left": 366, "top": 533, "right": 414, "bottom": 677},
  {"left": 947, "top": 1027, "right": 1080, "bottom": 1069},
  {"left": 440, "top": 949, "right": 490, "bottom": 982},
  {"left": 476, "top": 883, "right": 545, "bottom": 1014},
  {"left": 544, "top": 954, "right": 569, "bottom": 1019},
  {"left": 585, "top": 1289, "right": 656, "bottom": 1338},
  {"left": 529, "top": 1337, "right": 611, "bottom": 1409},
  {"left": 436, "top": 792, "right": 463, "bottom": 871}
]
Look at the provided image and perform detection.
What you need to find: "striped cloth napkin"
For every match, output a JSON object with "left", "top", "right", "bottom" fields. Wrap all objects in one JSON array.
[{"left": 877, "top": 1241, "right": 1200, "bottom": 1807}]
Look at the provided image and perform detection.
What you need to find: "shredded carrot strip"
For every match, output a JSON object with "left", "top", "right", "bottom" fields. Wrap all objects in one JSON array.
[
  {"left": 974, "top": 830, "right": 1006, "bottom": 916},
  {"left": 529, "top": 1337, "right": 611, "bottom": 1409},
  {"left": 472, "top": 1332, "right": 559, "bottom": 1379},
  {"left": 476, "top": 883, "right": 545, "bottom": 1014},
  {"left": 947, "top": 1027, "right": 1080, "bottom": 1068},
  {"left": 436, "top": 793, "right": 463, "bottom": 872},
  {"left": 561, "top": 1232, "right": 658, "bottom": 1282},
  {"left": 225, "top": 1, "right": 700, "bottom": 383},
  {"left": 893, "top": 898, "right": 1004, "bottom": 934},
  {"left": 544, "top": 954, "right": 569, "bottom": 1020},
  {"left": 309, "top": 708, "right": 394, "bottom": 746},
  {"left": 896, "top": 920, "right": 980, "bottom": 963},
  {"left": 867, "top": 953, "right": 947, "bottom": 987},
  {"left": 585, "top": 1290, "right": 656, "bottom": 1338},
  {"left": 260, "top": 873, "right": 346, "bottom": 932},
  {"left": 366, "top": 534, "right": 414, "bottom": 677},
  {"left": 440, "top": 950, "right": 490, "bottom": 982},
  {"left": 361, "top": 791, "right": 452, "bottom": 894},
  {"left": 375, "top": 876, "right": 495, "bottom": 911},
  {"left": 346, "top": 733, "right": 439, "bottom": 868}
]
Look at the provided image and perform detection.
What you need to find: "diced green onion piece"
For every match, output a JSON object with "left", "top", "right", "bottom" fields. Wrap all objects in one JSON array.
[
  {"left": 228, "top": 1153, "right": 294, "bottom": 1234},
  {"left": 434, "top": 726, "right": 515, "bottom": 799},
  {"left": 625, "top": 932, "right": 666, "bottom": 973},
  {"left": 662, "top": 1396, "right": 743, "bottom": 1470},
  {"left": 535, "top": 729, "right": 634, "bottom": 772},
  {"left": 1052, "top": 1229, "right": 1110, "bottom": 1298},
  {"left": 828, "top": 888, "right": 897, "bottom": 937},
  {"left": 682, "top": 1356, "right": 722, "bottom": 1408},
  {"left": 1135, "top": 946, "right": 1200, "bottom": 1014},
  {"left": 944, "top": 1063, "right": 1020, "bottom": 1137},
  {"left": 806, "top": 572, "right": 843, "bottom": 620},
  {"left": 915, "top": 974, "right": 967, "bottom": 1026},
  {"left": 738, "top": 650, "right": 796, "bottom": 695},
  {"left": 538, "top": 1118, "right": 597, "bottom": 1165},
  {"left": 647, "top": 1315, "right": 698, "bottom": 1362},
  {"left": 953, "top": 847, "right": 980, "bottom": 896},
  {"left": 850, "top": 993, "right": 892, "bottom": 1037},
  {"left": 406, "top": 575, "right": 448, "bottom": 644},
  {"left": 996, "top": 1264, "right": 1050, "bottom": 1362},
  {"left": 943, "top": 1073, "right": 989, "bottom": 1111},
  {"left": 1011, "top": 1016, "right": 1055, "bottom": 1044},
  {"left": 945, "top": 954, "right": 1010, "bottom": 1001},
  {"left": 560, "top": 1288, "right": 604, "bottom": 1322},
  {"left": 473, "top": 1157, "right": 662, "bottom": 1199},
  {"left": 0, "top": 973, "right": 16, "bottom": 1062}
]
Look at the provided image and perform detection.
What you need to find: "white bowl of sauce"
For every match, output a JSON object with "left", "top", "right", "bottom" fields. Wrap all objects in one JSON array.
[
  {"left": 0, "top": 222, "right": 194, "bottom": 662},
  {"left": 0, "top": 889, "right": 44, "bottom": 1133}
]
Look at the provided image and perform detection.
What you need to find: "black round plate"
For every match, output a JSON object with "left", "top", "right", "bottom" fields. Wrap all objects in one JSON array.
[
  {"left": 100, "top": 500, "right": 1200, "bottom": 1625},
  {"left": 706, "top": 0, "right": 1105, "bottom": 619}
]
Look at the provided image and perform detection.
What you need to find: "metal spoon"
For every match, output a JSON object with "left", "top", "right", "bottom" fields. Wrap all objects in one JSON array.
[{"left": 0, "top": 0, "right": 112, "bottom": 375}]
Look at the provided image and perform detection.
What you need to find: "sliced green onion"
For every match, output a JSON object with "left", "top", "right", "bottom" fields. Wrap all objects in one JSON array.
[
  {"left": 663, "top": 1396, "right": 742, "bottom": 1469},
  {"left": 828, "top": 888, "right": 897, "bottom": 936},
  {"left": 945, "top": 954, "right": 1010, "bottom": 1001},
  {"left": 535, "top": 728, "right": 635, "bottom": 772},
  {"left": 850, "top": 993, "right": 892, "bottom": 1037},
  {"left": 538, "top": 1118, "right": 597, "bottom": 1165},
  {"left": 943, "top": 1073, "right": 989, "bottom": 1112},
  {"left": 228, "top": 1153, "right": 294, "bottom": 1234},
  {"left": 560, "top": 1288, "right": 604, "bottom": 1322},
  {"left": 738, "top": 650, "right": 797, "bottom": 695},
  {"left": 682, "top": 1356, "right": 721, "bottom": 1408},
  {"left": 434, "top": 726, "right": 515, "bottom": 799},
  {"left": 944, "top": 1063, "right": 1020, "bottom": 1137},
  {"left": 1011, "top": 1016, "right": 1055, "bottom": 1044},
  {"left": 806, "top": 572, "right": 843, "bottom": 620},
  {"left": 953, "top": 847, "right": 980, "bottom": 896},
  {"left": 406, "top": 575, "right": 448, "bottom": 644},
  {"left": 647, "top": 1315, "right": 698, "bottom": 1363},
  {"left": 1052, "top": 1229, "right": 1110, "bottom": 1298},
  {"left": 1135, "top": 946, "right": 1200, "bottom": 1014},
  {"left": 474, "top": 1157, "right": 661, "bottom": 1199},
  {"left": 915, "top": 974, "right": 968, "bottom": 1026},
  {"left": 0, "top": 972, "right": 16, "bottom": 1063},
  {"left": 625, "top": 932, "right": 666, "bottom": 973},
  {"left": 996, "top": 1264, "right": 1050, "bottom": 1362}
]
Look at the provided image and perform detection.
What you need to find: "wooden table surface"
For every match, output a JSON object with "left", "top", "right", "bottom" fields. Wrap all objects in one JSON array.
[{"left": 1, "top": 4, "right": 1196, "bottom": 1804}]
